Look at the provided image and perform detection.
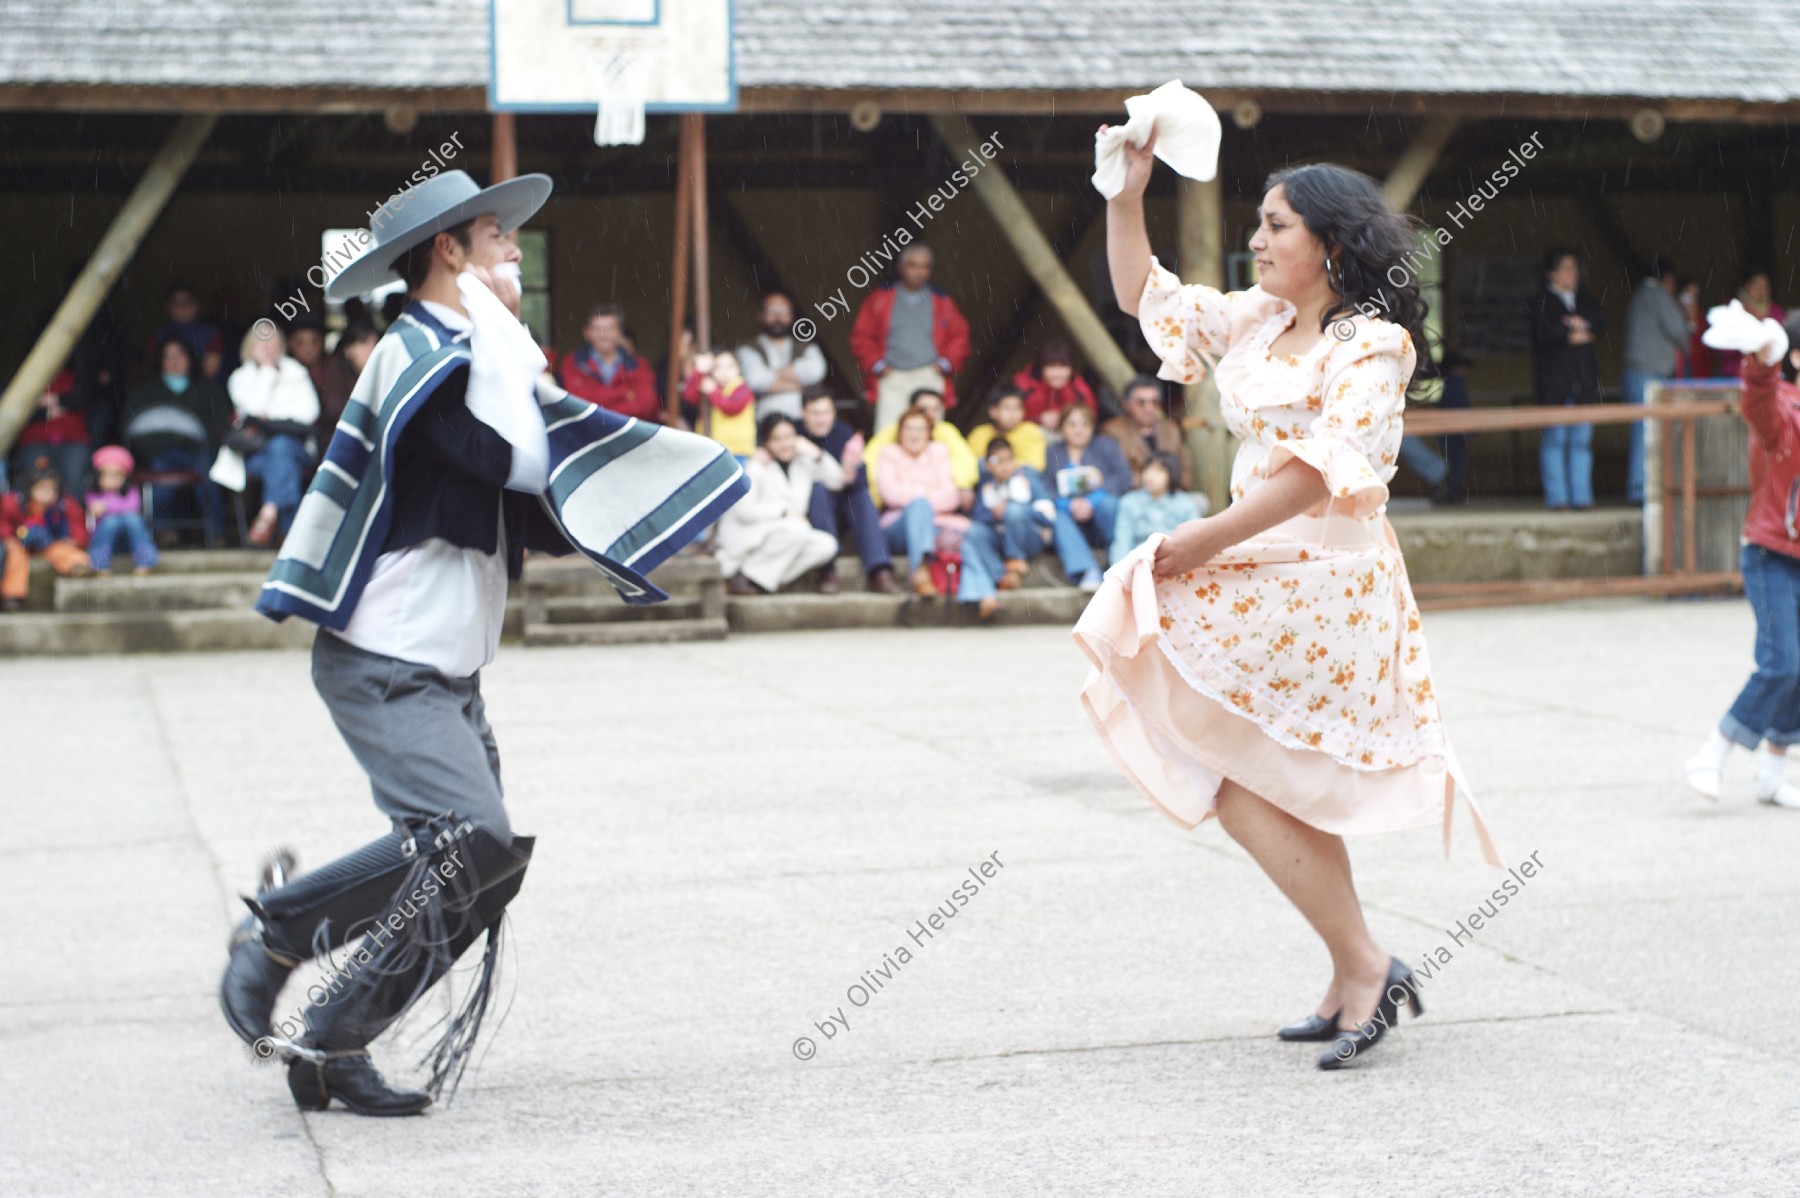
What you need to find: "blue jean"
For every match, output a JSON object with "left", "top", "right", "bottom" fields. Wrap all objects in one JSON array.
[
  {"left": 1722, "top": 544, "right": 1800, "bottom": 748},
  {"left": 246, "top": 434, "right": 310, "bottom": 534},
  {"left": 89, "top": 513, "right": 159, "bottom": 571},
  {"left": 1539, "top": 392, "right": 1594, "bottom": 508},
  {"left": 883, "top": 498, "right": 942, "bottom": 571},
  {"left": 809, "top": 479, "right": 891, "bottom": 575},
  {"left": 958, "top": 521, "right": 1005, "bottom": 602},
  {"left": 1059, "top": 490, "right": 1118, "bottom": 558},
  {"left": 1398, "top": 436, "right": 1448, "bottom": 488},
  {"left": 146, "top": 445, "right": 224, "bottom": 544},
  {"left": 1620, "top": 369, "right": 1653, "bottom": 504}
]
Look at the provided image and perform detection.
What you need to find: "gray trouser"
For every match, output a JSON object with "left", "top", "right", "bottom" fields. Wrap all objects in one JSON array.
[{"left": 311, "top": 631, "right": 510, "bottom": 840}]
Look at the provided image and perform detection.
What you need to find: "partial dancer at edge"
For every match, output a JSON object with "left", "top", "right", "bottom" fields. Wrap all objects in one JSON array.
[
  {"left": 219, "top": 170, "right": 745, "bottom": 1115},
  {"left": 1076, "top": 110, "right": 1501, "bottom": 1072}
]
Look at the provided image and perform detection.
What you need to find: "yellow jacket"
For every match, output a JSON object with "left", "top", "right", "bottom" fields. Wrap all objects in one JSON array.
[
  {"left": 966, "top": 420, "right": 1048, "bottom": 472},
  {"left": 863, "top": 421, "right": 978, "bottom": 507}
]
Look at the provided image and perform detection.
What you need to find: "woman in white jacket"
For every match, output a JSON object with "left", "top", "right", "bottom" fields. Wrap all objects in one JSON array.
[
  {"left": 718, "top": 414, "right": 841, "bottom": 594},
  {"left": 219, "top": 325, "right": 320, "bottom": 545}
]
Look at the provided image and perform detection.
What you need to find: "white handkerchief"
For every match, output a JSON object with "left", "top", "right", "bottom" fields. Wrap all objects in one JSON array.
[
  {"left": 1092, "top": 80, "right": 1222, "bottom": 200},
  {"left": 456, "top": 269, "right": 550, "bottom": 493}
]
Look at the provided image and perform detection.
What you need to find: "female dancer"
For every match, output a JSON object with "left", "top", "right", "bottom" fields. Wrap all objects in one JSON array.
[{"left": 1077, "top": 130, "right": 1499, "bottom": 1070}]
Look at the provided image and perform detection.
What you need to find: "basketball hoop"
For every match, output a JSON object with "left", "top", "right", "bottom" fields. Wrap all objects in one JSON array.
[{"left": 578, "top": 31, "right": 670, "bottom": 147}]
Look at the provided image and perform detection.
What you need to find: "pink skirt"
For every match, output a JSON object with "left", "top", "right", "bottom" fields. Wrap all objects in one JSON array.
[{"left": 1075, "top": 514, "right": 1499, "bottom": 865}]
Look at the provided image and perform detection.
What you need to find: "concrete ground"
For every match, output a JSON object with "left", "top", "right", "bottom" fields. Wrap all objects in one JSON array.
[{"left": 4, "top": 598, "right": 1798, "bottom": 1197}]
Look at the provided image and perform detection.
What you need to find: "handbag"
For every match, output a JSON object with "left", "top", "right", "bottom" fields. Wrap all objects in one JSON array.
[{"left": 224, "top": 419, "right": 269, "bottom": 457}]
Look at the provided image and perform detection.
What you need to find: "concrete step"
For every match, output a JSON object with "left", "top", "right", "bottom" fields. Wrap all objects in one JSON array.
[
  {"left": 0, "top": 609, "right": 314, "bottom": 657},
  {"left": 55, "top": 571, "right": 269, "bottom": 614},
  {"left": 539, "top": 595, "right": 705, "bottom": 625},
  {"left": 1387, "top": 502, "right": 1642, "bottom": 583},
  {"left": 522, "top": 616, "right": 729, "bottom": 646},
  {"left": 151, "top": 549, "right": 278, "bottom": 575},
  {"left": 723, "top": 586, "right": 1091, "bottom": 634}
]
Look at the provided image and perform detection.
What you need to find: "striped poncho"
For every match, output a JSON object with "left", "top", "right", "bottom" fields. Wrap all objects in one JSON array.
[{"left": 256, "top": 306, "right": 746, "bottom": 627}]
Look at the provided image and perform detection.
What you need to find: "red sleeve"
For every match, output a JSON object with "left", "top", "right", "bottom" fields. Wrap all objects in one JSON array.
[
  {"left": 936, "top": 296, "right": 971, "bottom": 374},
  {"left": 559, "top": 352, "right": 604, "bottom": 405},
  {"left": 682, "top": 372, "right": 704, "bottom": 404},
  {"left": 618, "top": 360, "right": 663, "bottom": 422},
  {"left": 1741, "top": 357, "right": 1787, "bottom": 452},
  {"left": 850, "top": 293, "right": 886, "bottom": 375},
  {"left": 711, "top": 380, "right": 754, "bottom": 417},
  {"left": 0, "top": 496, "right": 19, "bottom": 540}
]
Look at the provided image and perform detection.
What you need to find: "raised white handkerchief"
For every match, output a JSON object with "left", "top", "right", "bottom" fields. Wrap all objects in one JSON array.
[{"left": 1092, "top": 81, "right": 1222, "bottom": 200}]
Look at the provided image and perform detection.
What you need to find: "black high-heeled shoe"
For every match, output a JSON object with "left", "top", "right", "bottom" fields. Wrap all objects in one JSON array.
[
  {"left": 1318, "top": 956, "right": 1422, "bottom": 1071},
  {"left": 1276, "top": 1011, "right": 1342, "bottom": 1042}
]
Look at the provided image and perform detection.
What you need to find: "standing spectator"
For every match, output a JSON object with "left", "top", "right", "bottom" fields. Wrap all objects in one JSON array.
[
  {"left": 966, "top": 387, "right": 1048, "bottom": 472},
  {"left": 737, "top": 292, "right": 826, "bottom": 422},
  {"left": 1621, "top": 260, "right": 1695, "bottom": 504},
  {"left": 851, "top": 244, "right": 971, "bottom": 431},
  {"left": 145, "top": 282, "right": 224, "bottom": 380},
  {"left": 683, "top": 350, "right": 757, "bottom": 458},
  {"left": 1102, "top": 375, "right": 1192, "bottom": 490},
  {"left": 1710, "top": 267, "right": 1787, "bottom": 379},
  {"left": 1529, "top": 246, "right": 1608, "bottom": 510},
  {"left": 971, "top": 436, "right": 1103, "bottom": 593},
  {"left": 875, "top": 408, "right": 970, "bottom": 597},
  {"left": 1109, "top": 452, "right": 1202, "bottom": 564},
  {"left": 1046, "top": 403, "right": 1132, "bottom": 561},
  {"left": 217, "top": 325, "right": 320, "bottom": 545},
  {"left": 1677, "top": 279, "right": 1715, "bottom": 379},
  {"left": 8, "top": 368, "right": 90, "bottom": 498},
  {"left": 559, "top": 305, "right": 660, "bottom": 421},
  {"left": 716, "top": 415, "right": 841, "bottom": 595},
  {"left": 799, "top": 385, "right": 898, "bottom": 594},
  {"left": 315, "top": 320, "right": 380, "bottom": 442},
  {"left": 1, "top": 462, "right": 92, "bottom": 610},
  {"left": 861, "top": 387, "right": 979, "bottom": 507},
  {"left": 1682, "top": 304, "right": 1800, "bottom": 808},
  {"left": 85, "top": 446, "right": 158, "bottom": 576},
  {"left": 1012, "top": 339, "right": 1098, "bottom": 431},
  {"left": 122, "top": 337, "right": 231, "bottom": 544}
]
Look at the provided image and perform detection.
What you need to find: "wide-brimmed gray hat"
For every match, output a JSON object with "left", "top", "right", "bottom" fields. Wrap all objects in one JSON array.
[{"left": 323, "top": 169, "right": 552, "bottom": 302}]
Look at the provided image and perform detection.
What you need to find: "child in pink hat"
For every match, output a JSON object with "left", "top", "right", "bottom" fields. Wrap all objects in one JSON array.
[{"left": 86, "top": 445, "right": 158, "bottom": 575}]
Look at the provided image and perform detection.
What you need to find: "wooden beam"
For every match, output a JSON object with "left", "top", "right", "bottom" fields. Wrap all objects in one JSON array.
[
  {"left": 1177, "top": 175, "right": 1231, "bottom": 514},
  {"left": 664, "top": 120, "right": 693, "bottom": 425},
  {"left": 1381, "top": 117, "right": 1460, "bottom": 212},
  {"left": 685, "top": 114, "right": 712, "bottom": 351},
  {"left": 491, "top": 112, "right": 518, "bottom": 182},
  {"left": 928, "top": 113, "right": 1135, "bottom": 393},
  {"left": 0, "top": 113, "right": 218, "bottom": 456}
]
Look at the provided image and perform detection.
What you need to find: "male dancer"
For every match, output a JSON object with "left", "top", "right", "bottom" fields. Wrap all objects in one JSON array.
[{"left": 219, "top": 170, "right": 744, "bottom": 1115}]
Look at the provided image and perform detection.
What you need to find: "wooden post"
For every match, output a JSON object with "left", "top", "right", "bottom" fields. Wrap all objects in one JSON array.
[
  {"left": 1381, "top": 117, "right": 1459, "bottom": 213},
  {"left": 491, "top": 112, "right": 518, "bottom": 182},
  {"left": 665, "top": 117, "right": 694, "bottom": 425},
  {"left": 0, "top": 113, "right": 217, "bottom": 455},
  {"left": 686, "top": 113, "right": 711, "bottom": 353},
  {"left": 1178, "top": 174, "right": 1230, "bottom": 513},
  {"left": 928, "top": 113, "right": 1134, "bottom": 393}
]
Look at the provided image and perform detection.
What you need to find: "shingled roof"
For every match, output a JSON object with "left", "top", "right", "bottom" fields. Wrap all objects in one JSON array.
[{"left": 2, "top": 0, "right": 1797, "bottom": 102}]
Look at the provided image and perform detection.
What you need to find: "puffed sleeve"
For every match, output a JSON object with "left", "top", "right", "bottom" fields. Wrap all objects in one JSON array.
[
  {"left": 1137, "top": 255, "right": 1285, "bottom": 385},
  {"left": 1265, "top": 321, "right": 1414, "bottom": 519}
]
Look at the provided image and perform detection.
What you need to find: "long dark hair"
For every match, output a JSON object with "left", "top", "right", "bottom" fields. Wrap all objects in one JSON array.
[{"left": 1263, "top": 163, "right": 1435, "bottom": 393}]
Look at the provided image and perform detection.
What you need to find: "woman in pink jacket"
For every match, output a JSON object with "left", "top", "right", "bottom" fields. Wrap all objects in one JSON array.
[{"left": 876, "top": 408, "right": 969, "bottom": 597}]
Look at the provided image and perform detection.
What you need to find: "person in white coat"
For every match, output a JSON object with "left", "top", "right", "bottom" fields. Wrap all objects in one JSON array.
[
  {"left": 717, "top": 414, "right": 840, "bottom": 594},
  {"left": 217, "top": 325, "right": 321, "bottom": 544}
]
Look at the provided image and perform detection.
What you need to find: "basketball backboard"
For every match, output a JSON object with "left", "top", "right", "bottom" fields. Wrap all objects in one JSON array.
[{"left": 489, "top": 0, "right": 736, "bottom": 133}]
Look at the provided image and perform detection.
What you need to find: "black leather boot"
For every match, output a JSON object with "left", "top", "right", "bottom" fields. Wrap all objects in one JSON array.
[
  {"left": 286, "top": 1048, "right": 432, "bottom": 1117},
  {"left": 219, "top": 849, "right": 302, "bottom": 1050}
]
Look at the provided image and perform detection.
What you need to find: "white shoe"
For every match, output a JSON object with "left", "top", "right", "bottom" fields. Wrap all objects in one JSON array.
[
  {"left": 1684, "top": 755, "right": 1722, "bottom": 801},
  {"left": 1756, "top": 781, "right": 1800, "bottom": 810},
  {"left": 1078, "top": 568, "right": 1104, "bottom": 594}
]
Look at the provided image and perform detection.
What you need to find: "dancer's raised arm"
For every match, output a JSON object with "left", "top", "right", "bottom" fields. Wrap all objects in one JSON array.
[{"left": 1105, "top": 125, "right": 1158, "bottom": 314}]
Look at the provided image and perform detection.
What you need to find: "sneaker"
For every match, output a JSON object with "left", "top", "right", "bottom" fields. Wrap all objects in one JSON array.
[
  {"left": 1684, "top": 754, "right": 1722, "bottom": 802},
  {"left": 1078, "top": 568, "right": 1104, "bottom": 593},
  {"left": 1756, "top": 781, "right": 1800, "bottom": 810}
]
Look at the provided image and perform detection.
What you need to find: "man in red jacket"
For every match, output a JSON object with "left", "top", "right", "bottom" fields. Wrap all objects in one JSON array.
[
  {"left": 850, "top": 244, "right": 970, "bottom": 433},
  {"left": 558, "top": 304, "right": 660, "bottom": 421},
  {"left": 1685, "top": 303, "right": 1800, "bottom": 809}
]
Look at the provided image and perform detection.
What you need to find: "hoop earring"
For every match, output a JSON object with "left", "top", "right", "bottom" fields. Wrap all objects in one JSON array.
[{"left": 1325, "top": 256, "right": 1340, "bottom": 293}]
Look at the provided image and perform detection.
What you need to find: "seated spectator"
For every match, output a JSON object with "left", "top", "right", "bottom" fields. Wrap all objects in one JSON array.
[
  {"left": 798, "top": 385, "right": 897, "bottom": 594},
  {"left": 1110, "top": 452, "right": 1202, "bottom": 564},
  {"left": 1013, "top": 339, "right": 1098, "bottom": 432},
  {"left": 966, "top": 387, "right": 1047, "bottom": 472},
  {"left": 971, "top": 436, "right": 1102, "bottom": 594},
  {"left": 216, "top": 325, "right": 320, "bottom": 546},
  {"left": 1045, "top": 403, "right": 1131, "bottom": 562},
  {"left": 1, "top": 461, "right": 92, "bottom": 610},
  {"left": 876, "top": 408, "right": 970, "bottom": 598},
  {"left": 559, "top": 305, "right": 661, "bottom": 421},
  {"left": 145, "top": 282, "right": 224, "bottom": 380},
  {"left": 683, "top": 350, "right": 757, "bottom": 459},
  {"left": 85, "top": 445, "right": 158, "bottom": 576},
  {"left": 1102, "top": 375, "right": 1191, "bottom": 490},
  {"left": 122, "top": 336, "right": 232, "bottom": 544},
  {"left": 290, "top": 315, "right": 371, "bottom": 442},
  {"left": 8, "top": 368, "right": 90, "bottom": 499},
  {"left": 862, "top": 387, "right": 978, "bottom": 507},
  {"left": 716, "top": 415, "right": 842, "bottom": 595},
  {"left": 737, "top": 292, "right": 827, "bottom": 422}
]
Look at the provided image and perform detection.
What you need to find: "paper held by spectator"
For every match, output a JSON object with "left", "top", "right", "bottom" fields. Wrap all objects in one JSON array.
[{"left": 1091, "top": 81, "right": 1222, "bottom": 200}]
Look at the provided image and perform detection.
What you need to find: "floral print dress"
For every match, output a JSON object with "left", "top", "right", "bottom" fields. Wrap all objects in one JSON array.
[{"left": 1075, "top": 257, "right": 1498, "bottom": 864}]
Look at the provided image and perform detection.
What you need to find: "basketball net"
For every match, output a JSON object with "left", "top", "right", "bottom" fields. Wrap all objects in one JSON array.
[{"left": 579, "top": 31, "right": 669, "bottom": 147}]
